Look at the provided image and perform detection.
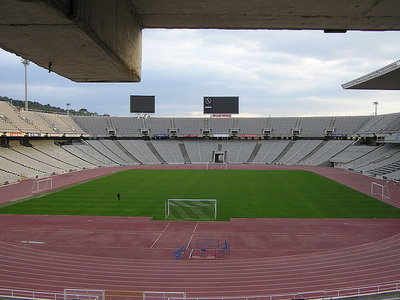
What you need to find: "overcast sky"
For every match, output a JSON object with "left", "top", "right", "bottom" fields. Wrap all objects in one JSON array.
[{"left": 0, "top": 29, "right": 399, "bottom": 117}]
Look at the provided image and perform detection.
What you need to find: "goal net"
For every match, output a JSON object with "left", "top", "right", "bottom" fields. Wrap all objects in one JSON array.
[
  {"left": 32, "top": 177, "right": 53, "bottom": 194},
  {"left": 165, "top": 199, "right": 217, "bottom": 220},
  {"left": 371, "top": 182, "right": 391, "bottom": 199},
  {"left": 206, "top": 163, "right": 228, "bottom": 170}
]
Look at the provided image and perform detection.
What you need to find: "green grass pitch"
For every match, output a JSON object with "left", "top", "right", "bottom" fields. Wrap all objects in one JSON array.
[{"left": 1, "top": 170, "right": 400, "bottom": 220}]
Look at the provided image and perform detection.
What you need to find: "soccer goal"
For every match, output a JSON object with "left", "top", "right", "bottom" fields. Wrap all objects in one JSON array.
[
  {"left": 206, "top": 162, "right": 228, "bottom": 170},
  {"left": 371, "top": 182, "right": 391, "bottom": 199},
  {"left": 165, "top": 199, "right": 217, "bottom": 220},
  {"left": 32, "top": 177, "right": 53, "bottom": 194}
]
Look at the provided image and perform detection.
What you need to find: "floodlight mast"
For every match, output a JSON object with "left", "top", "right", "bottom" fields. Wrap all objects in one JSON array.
[
  {"left": 21, "top": 58, "right": 29, "bottom": 111},
  {"left": 373, "top": 101, "right": 378, "bottom": 116}
]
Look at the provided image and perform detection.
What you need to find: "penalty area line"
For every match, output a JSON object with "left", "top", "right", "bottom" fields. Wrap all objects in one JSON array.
[
  {"left": 150, "top": 222, "right": 171, "bottom": 249},
  {"left": 186, "top": 222, "right": 199, "bottom": 248}
]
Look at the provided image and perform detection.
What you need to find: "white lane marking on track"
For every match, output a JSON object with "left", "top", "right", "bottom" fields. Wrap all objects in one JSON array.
[
  {"left": 150, "top": 222, "right": 171, "bottom": 249},
  {"left": 186, "top": 222, "right": 199, "bottom": 248}
]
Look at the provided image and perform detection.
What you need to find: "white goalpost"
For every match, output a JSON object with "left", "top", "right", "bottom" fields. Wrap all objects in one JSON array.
[
  {"left": 32, "top": 177, "right": 53, "bottom": 194},
  {"left": 206, "top": 162, "right": 228, "bottom": 170},
  {"left": 165, "top": 199, "right": 217, "bottom": 220},
  {"left": 371, "top": 182, "right": 391, "bottom": 199}
]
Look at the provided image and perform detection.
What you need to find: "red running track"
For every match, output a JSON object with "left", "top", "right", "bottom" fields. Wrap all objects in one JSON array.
[{"left": 0, "top": 164, "right": 400, "bottom": 297}]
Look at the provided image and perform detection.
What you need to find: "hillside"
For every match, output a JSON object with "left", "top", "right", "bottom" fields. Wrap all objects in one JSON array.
[{"left": 0, "top": 96, "right": 97, "bottom": 116}]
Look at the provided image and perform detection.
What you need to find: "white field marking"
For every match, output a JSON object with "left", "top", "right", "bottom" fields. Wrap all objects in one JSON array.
[
  {"left": 19, "top": 241, "right": 46, "bottom": 244},
  {"left": 150, "top": 222, "right": 171, "bottom": 249},
  {"left": 186, "top": 222, "right": 199, "bottom": 249}
]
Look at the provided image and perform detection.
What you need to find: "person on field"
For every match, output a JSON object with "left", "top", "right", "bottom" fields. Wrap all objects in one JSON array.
[{"left": 117, "top": 192, "right": 121, "bottom": 201}]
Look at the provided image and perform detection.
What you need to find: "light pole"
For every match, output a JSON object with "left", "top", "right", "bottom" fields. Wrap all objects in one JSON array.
[
  {"left": 373, "top": 101, "right": 378, "bottom": 116},
  {"left": 21, "top": 58, "right": 29, "bottom": 111},
  {"left": 66, "top": 103, "right": 71, "bottom": 116}
]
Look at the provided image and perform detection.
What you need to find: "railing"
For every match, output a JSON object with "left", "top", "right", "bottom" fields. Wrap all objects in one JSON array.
[
  {"left": 180, "top": 282, "right": 400, "bottom": 300},
  {"left": 0, "top": 288, "right": 100, "bottom": 300},
  {"left": 0, "top": 289, "right": 66, "bottom": 300},
  {"left": 0, "top": 282, "right": 399, "bottom": 300}
]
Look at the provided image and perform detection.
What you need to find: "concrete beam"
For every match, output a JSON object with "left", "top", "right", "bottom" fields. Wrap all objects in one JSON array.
[
  {"left": 2, "top": 0, "right": 400, "bottom": 83},
  {"left": 133, "top": 0, "right": 400, "bottom": 30},
  {"left": 342, "top": 60, "right": 400, "bottom": 90},
  {"left": 0, "top": 0, "right": 142, "bottom": 82}
]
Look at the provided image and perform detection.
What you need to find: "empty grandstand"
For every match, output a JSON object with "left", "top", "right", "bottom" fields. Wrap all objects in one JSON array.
[{"left": 1, "top": 101, "right": 400, "bottom": 184}]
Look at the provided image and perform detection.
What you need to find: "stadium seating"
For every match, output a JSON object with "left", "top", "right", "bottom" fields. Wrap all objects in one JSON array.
[
  {"left": 331, "top": 115, "right": 371, "bottom": 135},
  {"left": 72, "top": 116, "right": 111, "bottom": 137},
  {"left": 173, "top": 118, "right": 205, "bottom": 136},
  {"left": 145, "top": 118, "right": 172, "bottom": 135},
  {"left": 236, "top": 118, "right": 267, "bottom": 135},
  {"left": 118, "top": 140, "right": 161, "bottom": 164},
  {"left": 38, "top": 112, "right": 85, "bottom": 135},
  {"left": 252, "top": 140, "right": 291, "bottom": 163},
  {"left": 98, "top": 139, "right": 140, "bottom": 165},
  {"left": 2, "top": 101, "right": 400, "bottom": 185},
  {"left": 208, "top": 118, "right": 235, "bottom": 134},
  {"left": 267, "top": 117, "right": 298, "bottom": 137},
  {"left": 275, "top": 140, "right": 323, "bottom": 165},
  {"left": 331, "top": 145, "right": 378, "bottom": 166},
  {"left": 357, "top": 113, "right": 400, "bottom": 135},
  {"left": 20, "top": 111, "right": 56, "bottom": 134},
  {"left": 297, "top": 117, "right": 333, "bottom": 137},
  {"left": 62, "top": 142, "right": 116, "bottom": 167},
  {"left": 343, "top": 144, "right": 399, "bottom": 170},
  {"left": 11, "top": 142, "right": 72, "bottom": 172},
  {"left": 346, "top": 144, "right": 400, "bottom": 175},
  {"left": 151, "top": 140, "right": 185, "bottom": 164},
  {"left": 85, "top": 140, "right": 129, "bottom": 165},
  {"left": 0, "top": 101, "right": 37, "bottom": 133},
  {"left": 0, "top": 142, "right": 52, "bottom": 180},
  {"left": 0, "top": 166, "right": 19, "bottom": 185},
  {"left": 184, "top": 140, "right": 219, "bottom": 163},
  {"left": 109, "top": 117, "right": 142, "bottom": 136},
  {"left": 220, "top": 140, "right": 257, "bottom": 163},
  {"left": 0, "top": 115, "right": 19, "bottom": 133},
  {"left": 31, "top": 140, "right": 95, "bottom": 170},
  {"left": 385, "top": 169, "right": 400, "bottom": 181},
  {"left": 300, "top": 140, "right": 354, "bottom": 166}
]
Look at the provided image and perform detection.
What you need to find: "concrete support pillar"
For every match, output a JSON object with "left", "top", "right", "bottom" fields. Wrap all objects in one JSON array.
[
  {"left": 72, "top": 0, "right": 143, "bottom": 82},
  {"left": 0, "top": 0, "right": 142, "bottom": 82}
]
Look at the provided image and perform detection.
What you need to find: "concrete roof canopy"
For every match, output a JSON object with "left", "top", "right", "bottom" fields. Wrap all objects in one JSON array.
[
  {"left": 342, "top": 60, "right": 400, "bottom": 90},
  {"left": 0, "top": 0, "right": 400, "bottom": 82}
]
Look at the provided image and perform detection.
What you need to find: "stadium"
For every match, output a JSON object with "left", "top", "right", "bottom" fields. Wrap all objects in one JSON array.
[
  {"left": 1, "top": 1, "right": 400, "bottom": 300},
  {"left": 1, "top": 101, "right": 400, "bottom": 299}
]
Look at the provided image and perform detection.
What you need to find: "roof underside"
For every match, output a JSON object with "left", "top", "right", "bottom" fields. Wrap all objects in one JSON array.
[
  {"left": 342, "top": 60, "right": 400, "bottom": 90},
  {"left": 1, "top": 0, "right": 400, "bottom": 82},
  {"left": 131, "top": 0, "right": 400, "bottom": 30}
]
